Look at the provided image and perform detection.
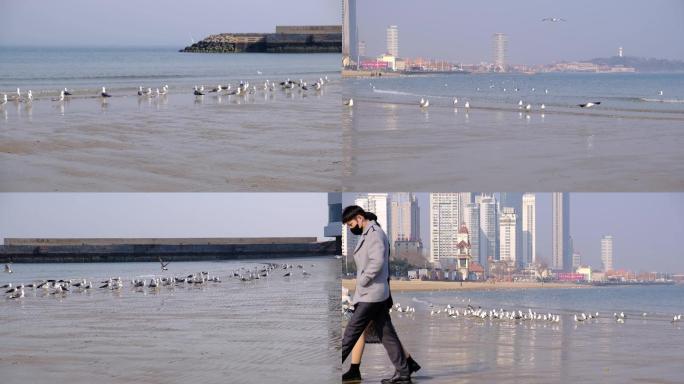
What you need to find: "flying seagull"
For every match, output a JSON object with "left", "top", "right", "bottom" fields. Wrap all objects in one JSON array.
[
  {"left": 542, "top": 17, "right": 566, "bottom": 22},
  {"left": 159, "top": 256, "right": 170, "bottom": 271}
]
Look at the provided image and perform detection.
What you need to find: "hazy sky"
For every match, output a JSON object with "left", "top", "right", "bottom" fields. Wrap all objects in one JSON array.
[
  {"left": 0, "top": 193, "right": 329, "bottom": 240},
  {"left": 343, "top": 193, "right": 684, "bottom": 273},
  {"left": 0, "top": 0, "right": 340, "bottom": 47},
  {"left": 357, "top": 0, "right": 684, "bottom": 64}
]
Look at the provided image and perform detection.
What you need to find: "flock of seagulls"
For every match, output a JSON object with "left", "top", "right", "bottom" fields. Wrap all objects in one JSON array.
[
  {"left": 0, "top": 76, "right": 331, "bottom": 107},
  {"left": 3, "top": 262, "right": 317, "bottom": 300},
  {"left": 342, "top": 291, "right": 683, "bottom": 328}
]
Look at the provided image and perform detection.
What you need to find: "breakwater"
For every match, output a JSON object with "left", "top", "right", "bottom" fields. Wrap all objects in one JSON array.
[
  {"left": 0, "top": 239, "right": 339, "bottom": 263},
  {"left": 181, "top": 25, "right": 341, "bottom": 53}
]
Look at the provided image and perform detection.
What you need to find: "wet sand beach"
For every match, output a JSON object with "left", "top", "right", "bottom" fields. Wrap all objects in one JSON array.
[
  {"left": 343, "top": 287, "right": 684, "bottom": 384},
  {"left": 0, "top": 259, "right": 340, "bottom": 384}
]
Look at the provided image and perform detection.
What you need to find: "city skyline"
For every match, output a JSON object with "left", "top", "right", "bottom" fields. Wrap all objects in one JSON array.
[
  {"left": 0, "top": 193, "right": 330, "bottom": 240},
  {"left": 343, "top": 193, "right": 684, "bottom": 272},
  {"left": 354, "top": 0, "right": 684, "bottom": 64}
]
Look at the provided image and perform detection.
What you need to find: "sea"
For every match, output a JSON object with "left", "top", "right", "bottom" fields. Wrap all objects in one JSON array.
[
  {"left": 0, "top": 257, "right": 340, "bottom": 384},
  {"left": 349, "top": 285, "right": 684, "bottom": 384},
  {"left": 342, "top": 73, "right": 684, "bottom": 191},
  {"left": 0, "top": 47, "right": 341, "bottom": 192}
]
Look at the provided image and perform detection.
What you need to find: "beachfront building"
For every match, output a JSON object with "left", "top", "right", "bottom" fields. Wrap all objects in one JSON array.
[
  {"left": 477, "top": 194, "right": 498, "bottom": 274},
  {"left": 552, "top": 192, "right": 571, "bottom": 272},
  {"left": 500, "top": 193, "right": 523, "bottom": 268},
  {"left": 499, "top": 207, "right": 517, "bottom": 266},
  {"left": 386, "top": 25, "right": 399, "bottom": 57},
  {"left": 572, "top": 252, "right": 582, "bottom": 269},
  {"left": 522, "top": 193, "right": 536, "bottom": 266},
  {"left": 492, "top": 33, "right": 507, "bottom": 72},
  {"left": 342, "top": 0, "right": 358, "bottom": 67},
  {"left": 342, "top": 193, "right": 390, "bottom": 258},
  {"left": 390, "top": 193, "right": 421, "bottom": 244},
  {"left": 379, "top": 54, "right": 397, "bottom": 71},
  {"left": 453, "top": 224, "right": 472, "bottom": 280},
  {"left": 430, "top": 193, "right": 466, "bottom": 265},
  {"left": 601, "top": 235, "right": 614, "bottom": 271},
  {"left": 576, "top": 265, "right": 592, "bottom": 282},
  {"left": 324, "top": 192, "right": 342, "bottom": 248},
  {"left": 463, "top": 202, "right": 480, "bottom": 269}
]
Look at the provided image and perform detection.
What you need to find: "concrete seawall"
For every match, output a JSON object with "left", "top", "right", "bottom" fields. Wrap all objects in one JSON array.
[{"left": 0, "top": 241, "right": 339, "bottom": 263}]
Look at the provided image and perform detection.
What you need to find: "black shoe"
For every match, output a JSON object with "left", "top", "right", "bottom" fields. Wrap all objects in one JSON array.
[
  {"left": 342, "top": 369, "right": 362, "bottom": 382},
  {"left": 381, "top": 372, "right": 412, "bottom": 384},
  {"left": 407, "top": 356, "right": 421, "bottom": 374}
]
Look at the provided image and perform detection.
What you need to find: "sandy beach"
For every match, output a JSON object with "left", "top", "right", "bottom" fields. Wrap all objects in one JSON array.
[{"left": 342, "top": 279, "right": 591, "bottom": 292}]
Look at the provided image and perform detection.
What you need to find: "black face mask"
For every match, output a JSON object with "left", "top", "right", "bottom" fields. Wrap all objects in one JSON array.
[{"left": 349, "top": 224, "right": 363, "bottom": 236}]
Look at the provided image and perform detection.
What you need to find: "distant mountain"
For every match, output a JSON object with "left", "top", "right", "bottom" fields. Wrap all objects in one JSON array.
[{"left": 588, "top": 56, "right": 684, "bottom": 72}]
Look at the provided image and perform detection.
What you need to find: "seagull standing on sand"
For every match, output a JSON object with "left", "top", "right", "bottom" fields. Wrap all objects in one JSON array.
[
  {"left": 540, "top": 104, "right": 546, "bottom": 110},
  {"left": 518, "top": 100, "right": 524, "bottom": 108},
  {"left": 344, "top": 98, "right": 354, "bottom": 107},
  {"left": 194, "top": 86, "right": 204, "bottom": 96},
  {"left": 525, "top": 104, "right": 532, "bottom": 112},
  {"left": 419, "top": 98, "right": 429, "bottom": 108},
  {"left": 101, "top": 87, "right": 111, "bottom": 98},
  {"left": 453, "top": 97, "right": 458, "bottom": 105},
  {"left": 1, "top": 94, "right": 7, "bottom": 106},
  {"left": 464, "top": 101, "right": 470, "bottom": 109},
  {"left": 26, "top": 90, "right": 33, "bottom": 102},
  {"left": 63, "top": 88, "right": 72, "bottom": 96}
]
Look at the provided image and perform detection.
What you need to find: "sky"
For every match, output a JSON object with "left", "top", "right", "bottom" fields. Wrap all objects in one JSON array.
[
  {"left": 0, "top": 0, "right": 340, "bottom": 47},
  {"left": 0, "top": 193, "right": 329, "bottom": 240},
  {"left": 356, "top": 0, "right": 684, "bottom": 64},
  {"left": 343, "top": 193, "right": 684, "bottom": 273}
]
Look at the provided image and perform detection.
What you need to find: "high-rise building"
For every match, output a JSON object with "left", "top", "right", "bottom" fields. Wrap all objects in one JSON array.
[
  {"left": 386, "top": 25, "right": 399, "bottom": 57},
  {"left": 572, "top": 252, "right": 581, "bottom": 269},
  {"left": 618, "top": 46, "right": 623, "bottom": 57},
  {"left": 463, "top": 203, "right": 480, "bottom": 267},
  {"left": 522, "top": 193, "right": 536, "bottom": 266},
  {"left": 499, "top": 207, "right": 517, "bottom": 265},
  {"left": 477, "top": 194, "right": 498, "bottom": 273},
  {"left": 601, "top": 235, "right": 614, "bottom": 271},
  {"left": 342, "top": 193, "right": 390, "bottom": 257},
  {"left": 358, "top": 40, "right": 366, "bottom": 57},
  {"left": 390, "top": 192, "right": 420, "bottom": 243},
  {"left": 500, "top": 193, "right": 523, "bottom": 267},
  {"left": 552, "top": 192, "right": 571, "bottom": 271},
  {"left": 429, "top": 193, "right": 468, "bottom": 265},
  {"left": 342, "top": 0, "right": 358, "bottom": 64},
  {"left": 324, "top": 193, "right": 342, "bottom": 249},
  {"left": 492, "top": 33, "right": 507, "bottom": 72}
]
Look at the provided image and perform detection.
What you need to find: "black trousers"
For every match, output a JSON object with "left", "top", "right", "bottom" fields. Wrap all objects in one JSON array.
[{"left": 341, "top": 301, "right": 409, "bottom": 376}]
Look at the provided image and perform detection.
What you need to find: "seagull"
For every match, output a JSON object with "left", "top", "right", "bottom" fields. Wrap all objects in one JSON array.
[
  {"left": 542, "top": 17, "right": 566, "bottom": 22},
  {"left": 525, "top": 104, "right": 532, "bottom": 111},
  {"left": 63, "top": 88, "right": 72, "bottom": 96},
  {"left": 540, "top": 104, "right": 546, "bottom": 110},
  {"left": 1, "top": 94, "right": 7, "bottom": 106},
  {"left": 101, "top": 87, "right": 111, "bottom": 98},
  {"left": 464, "top": 101, "right": 470, "bottom": 109},
  {"left": 344, "top": 98, "right": 354, "bottom": 107},
  {"left": 283, "top": 272, "right": 291, "bottom": 277},
  {"left": 137, "top": 86, "right": 145, "bottom": 96},
  {"left": 7, "top": 287, "right": 24, "bottom": 299},
  {"left": 26, "top": 90, "right": 33, "bottom": 102},
  {"left": 4, "top": 263, "right": 12, "bottom": 273},
  {"left": 159, "top": 256, "right": 170, "bottom": 271},
  {"left": 453, "top": 97, "right": 458, "bottom": 105},
  {"left": 419, "top": 98, "right": 429, "bottom": 108},
  {"left": 518, "top": 100, "right": 524, "bottom": 108},
  {"left": 194, "top": 86, "right": 204, "bottom": 96},
  {"left": 579, "top": 101, "right": 601, "bottom": 108},
  {"left": 5, "top": 284, "right": 23, "bottom": 294},
  {"left": 658, "top": 90, "right": 664, "bottom": 96}
]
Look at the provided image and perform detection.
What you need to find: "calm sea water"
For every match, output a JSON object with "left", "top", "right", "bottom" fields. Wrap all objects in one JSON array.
[
  {"left": 349, "top": 286, "right": 684, "bottom": 384},
  {"left": 342, "top": 73, "right": 684, "bottom": 191},
  {"left": 0, "top": 258, "right": 340, "bottom": 384},
  {"left": 0, "top": 47, "right": 341, "bottom": 191}
]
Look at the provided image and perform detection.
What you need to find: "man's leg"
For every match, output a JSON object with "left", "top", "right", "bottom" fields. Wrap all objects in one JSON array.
[
  {"left": 373, "top": 310, "right": 409, "bottom": 376},
  {"left": 342, "top": 302, "right": 379, "bottom": 363}
]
